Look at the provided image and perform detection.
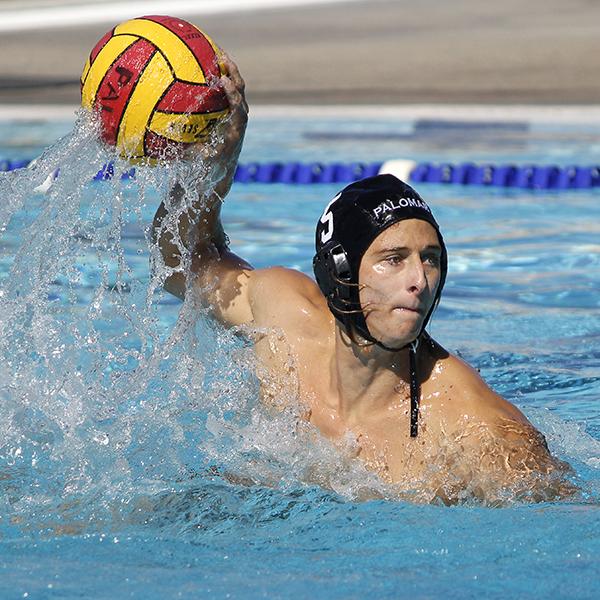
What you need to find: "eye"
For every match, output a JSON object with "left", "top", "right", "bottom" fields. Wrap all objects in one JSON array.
[
  {"left": 385, "top": 254, "right": 404, "bottom": 265},
  {"left": 422, "top": 253, "right": 441, "bottom": 267}
]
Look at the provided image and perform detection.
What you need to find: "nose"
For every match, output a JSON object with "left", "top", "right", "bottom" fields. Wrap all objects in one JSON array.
[{"left": 406, "top": 256, "right": 426, "bottom": 295}]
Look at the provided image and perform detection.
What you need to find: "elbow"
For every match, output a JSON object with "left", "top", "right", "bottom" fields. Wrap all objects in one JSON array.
[
  {"left": 163, "top": 274, "right": 185, "bottom": 300},
  {"left": 149, "top": 250, "right": 186, "bottom": 300}
]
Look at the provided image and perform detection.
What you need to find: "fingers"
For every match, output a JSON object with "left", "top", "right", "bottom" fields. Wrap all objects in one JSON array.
[
  {"left": 180, "top": 50, "right": 247, "bottom": 164},
  {"left": 218, "top": 52, "right": 248, "bottom": 116},
  {"left": 221, "top": 79, "right": 249, "bottom": 131},
  {"left": 220, "top": 74, "right": 241, "bottom": 104},
  {"left": 219, "top": 52, "right": 245, "bottom": 93}
]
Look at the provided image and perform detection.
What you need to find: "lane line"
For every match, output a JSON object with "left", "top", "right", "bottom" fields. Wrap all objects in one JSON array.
[{"left": 0, "top": 0, "right": 364, "bottom": 32}]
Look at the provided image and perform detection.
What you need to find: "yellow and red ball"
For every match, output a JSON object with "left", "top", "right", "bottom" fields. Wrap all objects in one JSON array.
[{"left": 81, "top": 15, "right": 229, "bottom": 161}]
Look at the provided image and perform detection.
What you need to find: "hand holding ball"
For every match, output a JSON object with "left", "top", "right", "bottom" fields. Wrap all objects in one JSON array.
[{"left": 80, "top": 15, "right": 230, "bottom": 162}]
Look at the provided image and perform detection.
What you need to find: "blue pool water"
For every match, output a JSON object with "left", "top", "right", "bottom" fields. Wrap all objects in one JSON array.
[{"left": 0, "top": 111, "right": 599, "bottom": 599}]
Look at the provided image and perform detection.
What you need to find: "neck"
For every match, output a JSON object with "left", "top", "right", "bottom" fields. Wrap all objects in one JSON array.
[{"left": 330, "top": 324, "right": 414, "bottom": 422}]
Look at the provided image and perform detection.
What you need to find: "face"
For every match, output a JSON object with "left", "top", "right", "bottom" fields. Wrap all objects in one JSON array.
[{"left": 357, "top": 219, "right": 442, "bottom": 349}]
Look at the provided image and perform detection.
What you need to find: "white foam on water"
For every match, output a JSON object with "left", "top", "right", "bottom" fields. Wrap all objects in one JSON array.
[{"left": 0, "top": 111, "right": 397, "bottom": 539}]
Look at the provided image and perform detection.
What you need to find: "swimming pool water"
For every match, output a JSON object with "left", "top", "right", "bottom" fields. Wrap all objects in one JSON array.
[{"left": 0, "top": 112, "right": 599, "bottom": 599}]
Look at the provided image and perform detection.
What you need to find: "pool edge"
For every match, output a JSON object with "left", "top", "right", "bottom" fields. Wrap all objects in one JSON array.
[{"left": 3, "top": 103, "right": 600, "bottom": 125}]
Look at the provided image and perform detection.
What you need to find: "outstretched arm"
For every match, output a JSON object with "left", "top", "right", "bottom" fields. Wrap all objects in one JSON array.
[{"left": 152, "top": 54, "right": 254, "bottom": 326}]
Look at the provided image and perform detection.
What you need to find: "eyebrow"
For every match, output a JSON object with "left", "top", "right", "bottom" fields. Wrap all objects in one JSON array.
[{"left": 374, "top": 244, "right": 441, "bottom": 255}]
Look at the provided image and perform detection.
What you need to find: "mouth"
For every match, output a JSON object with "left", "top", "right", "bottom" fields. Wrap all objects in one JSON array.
[{"left": 393, "top": 306, "right": 424, "bottom": 316}]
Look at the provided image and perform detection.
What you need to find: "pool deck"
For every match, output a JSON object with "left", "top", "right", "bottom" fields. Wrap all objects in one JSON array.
[{"left": 1, "top": 0, "right": 600, "bottom": 108}]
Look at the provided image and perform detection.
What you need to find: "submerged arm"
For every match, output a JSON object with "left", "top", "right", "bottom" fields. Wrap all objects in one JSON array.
[
  {"left": 436, "top": 354, "right": 577, "bottom": 504},
  {"left": 471, "top": 418, "right": 575, "bottom": 503}
]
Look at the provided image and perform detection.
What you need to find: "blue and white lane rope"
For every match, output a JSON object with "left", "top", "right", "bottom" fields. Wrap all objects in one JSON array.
[
  {"left": 233, "top": 160, "right": 600, "bottom": 189},
  {"left": 1, "top": 158, "right": 600, "bottom": 189}
]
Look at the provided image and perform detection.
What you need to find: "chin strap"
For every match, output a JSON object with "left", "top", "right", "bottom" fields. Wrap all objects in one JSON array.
[
  {"left": 373, "top": 333, "right": 422, "bottom": 438},
  {"left": 409, "top": 338, "right": 420, "bottom": 437},
  {"left": 342, "top": 318, "right": 423, "bottom": 437}
]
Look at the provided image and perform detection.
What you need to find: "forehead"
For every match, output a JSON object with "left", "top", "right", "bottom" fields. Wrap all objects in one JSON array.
[{"left": 365, "top": 219, "right": 440, "bottom": 253}]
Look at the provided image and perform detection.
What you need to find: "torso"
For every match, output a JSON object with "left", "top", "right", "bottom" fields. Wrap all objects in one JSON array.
[
  {"left": 239, "top": 265, "right": 563, "bottom": 507},
  {"left": 249, "top": 270, "right": 480, "bottom": 487},
  {"left": 198, "top": 265, "right": 564, "bottom": 502}
]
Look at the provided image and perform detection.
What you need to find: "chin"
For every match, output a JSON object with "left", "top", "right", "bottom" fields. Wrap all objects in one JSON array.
[
  {"left": 381, "top": 335, "right": 418, "bottom": 350},
  {"left": 364, "top": 309, "right": 425, "bottom": 347},
  {"left": 370, "top": 326, "right": 420, "bottom": 350}
]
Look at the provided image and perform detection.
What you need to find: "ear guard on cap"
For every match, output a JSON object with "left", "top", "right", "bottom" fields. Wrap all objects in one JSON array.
[{"left": 313, "top": 244, "right": 352, "bottom": 303}]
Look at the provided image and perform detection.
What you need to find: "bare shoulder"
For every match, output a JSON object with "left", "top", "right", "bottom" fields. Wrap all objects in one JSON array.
[
  {"left": 425, "top": 340, "right": 530, "bottom": 427},
  {"left": 247, "top": 266, "right": 330, "bottom": 330},
  {"left": 188, "top": 258, "right": 330, "bottom": 332}
]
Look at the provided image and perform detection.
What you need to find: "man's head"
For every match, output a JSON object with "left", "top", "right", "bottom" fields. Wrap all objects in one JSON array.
[{"left": 313, "top": 174, "right": 447, "bottom": 350}]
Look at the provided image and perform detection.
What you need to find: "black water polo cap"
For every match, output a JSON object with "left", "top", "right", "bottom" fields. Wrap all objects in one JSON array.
[{"left": 312, "top": 174, "right": 448, "bottom": 348}]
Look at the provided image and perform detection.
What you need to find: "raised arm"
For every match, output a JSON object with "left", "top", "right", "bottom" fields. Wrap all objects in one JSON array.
[{"left": 152, "top": 54, "right": 254, "bottom": 326}]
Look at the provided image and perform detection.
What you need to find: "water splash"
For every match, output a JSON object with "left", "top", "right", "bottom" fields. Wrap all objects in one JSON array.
[{"left": 0, "top": 111, "right": 395, "bottom": 542}]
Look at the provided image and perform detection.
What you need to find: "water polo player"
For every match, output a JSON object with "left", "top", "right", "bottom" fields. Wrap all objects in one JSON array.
[{"left": 152, "top": 55, "right": 573, "bottom": 503}]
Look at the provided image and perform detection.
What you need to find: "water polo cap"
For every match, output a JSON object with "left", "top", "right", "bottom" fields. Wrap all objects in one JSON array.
[{"left": 313, "top": 174, "right": 448, "bottom": 349}]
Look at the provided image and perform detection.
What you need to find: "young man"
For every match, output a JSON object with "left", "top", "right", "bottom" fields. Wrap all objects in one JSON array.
[{"left": 153, "top": 56, "right": 572, "bottom": 503}]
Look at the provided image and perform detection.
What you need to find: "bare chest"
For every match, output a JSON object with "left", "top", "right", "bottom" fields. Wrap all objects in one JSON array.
[
  {"left": 306, "top": 384, "right": 449, "bottom": 484},
  {"left": 254, "top": 330, "right": 452, "bottom": 483}
]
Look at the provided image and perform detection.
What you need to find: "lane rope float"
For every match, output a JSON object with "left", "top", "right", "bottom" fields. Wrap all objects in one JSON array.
[{"left": 1, "top": 158, "right": 599, "bottom": 189}]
